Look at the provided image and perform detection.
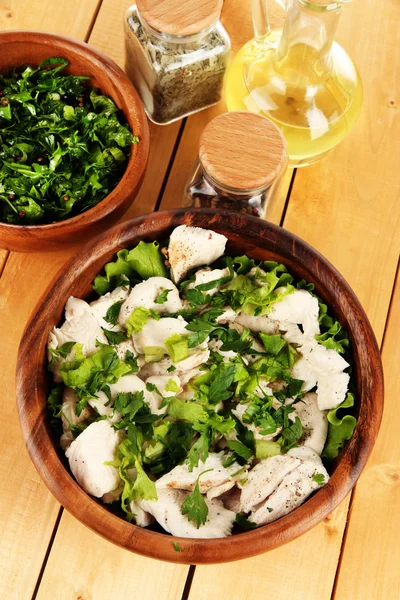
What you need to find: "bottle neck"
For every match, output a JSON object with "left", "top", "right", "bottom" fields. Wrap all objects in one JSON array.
[{"left": 276, "top": 0, "right": 343, "bottom": 70}]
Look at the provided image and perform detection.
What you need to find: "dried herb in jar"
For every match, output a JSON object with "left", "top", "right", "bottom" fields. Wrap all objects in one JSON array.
[{"left": 124, "top": 3, "right": 230, "bottom": 125}]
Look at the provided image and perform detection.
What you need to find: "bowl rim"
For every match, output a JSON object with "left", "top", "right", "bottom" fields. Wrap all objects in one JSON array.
[
  {"left": 16, "top": 209, "right": 384, "bottom": 564},
  {"left": 0, "top": 30, "right": 149, "bottom": 233}
]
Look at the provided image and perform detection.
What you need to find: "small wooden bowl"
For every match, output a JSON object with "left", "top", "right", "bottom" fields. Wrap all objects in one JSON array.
[
  {"left": 16, "top": 210, "right": 384, "bottom": 564},
  {"left": 0, "top": 31, "right": 149, "bottom": 252}
]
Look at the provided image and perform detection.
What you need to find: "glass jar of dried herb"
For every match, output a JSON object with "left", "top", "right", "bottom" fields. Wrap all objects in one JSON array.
[
  {"left": 184, "top": 112, "right": 288, "bottom": 218},
  {"left": 124, "top": 0, "right": 230, "bottom": 125}
]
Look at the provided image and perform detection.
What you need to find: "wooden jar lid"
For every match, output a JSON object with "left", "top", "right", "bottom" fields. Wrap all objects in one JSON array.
[
  {"left": 199, "top": 112, "right": 288, "bottom": 191},
  {"left": 136, "top": 0, "right": 223, "bottom": 36}
]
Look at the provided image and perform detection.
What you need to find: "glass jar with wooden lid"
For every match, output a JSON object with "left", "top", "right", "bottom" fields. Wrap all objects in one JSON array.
[
  {"left": 184, "top": 111, "right": 288, "bottom": 218},
  {"left": 124, "top": 0, "right": 230, "bottom": 125}
]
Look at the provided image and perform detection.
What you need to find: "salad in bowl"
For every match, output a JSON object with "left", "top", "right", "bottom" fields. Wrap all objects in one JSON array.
[{"left": 47, "top": 224, "right": 356, "bottom": 539}]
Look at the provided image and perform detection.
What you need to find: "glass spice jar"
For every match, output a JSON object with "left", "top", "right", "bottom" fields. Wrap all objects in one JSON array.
[
  {"left": 124, "top": 0, "right": 231, "bottom": 125},
  {"left": 183, "top": 111, "right": 288, "bottom": 218}
]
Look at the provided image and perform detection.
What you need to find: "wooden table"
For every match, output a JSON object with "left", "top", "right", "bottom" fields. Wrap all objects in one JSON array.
[{"left": 0, "top": 1, "right": 399, "bottom": 598}]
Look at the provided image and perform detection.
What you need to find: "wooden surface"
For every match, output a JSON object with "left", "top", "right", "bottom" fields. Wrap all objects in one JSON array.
[
  {"left": 199, "top": 112, "right": 287, "bottom": 189},
  {"left": 0, "top": 0, "right": 398, "bottom": 598}
]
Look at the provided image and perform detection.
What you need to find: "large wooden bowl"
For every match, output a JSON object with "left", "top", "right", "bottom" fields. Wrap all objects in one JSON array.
[
  {"left": 16, "top": 210, "right": 384, "bottom": 563},
  {"left": 0, "top": 31, "right": 149, "bottom": 252}
]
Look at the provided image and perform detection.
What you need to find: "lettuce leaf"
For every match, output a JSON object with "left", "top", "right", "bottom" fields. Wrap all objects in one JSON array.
[
  {"left": 165, "top": 334, "right": 189, "bottom": 362},
  {"left": 315, "top": 307, "right": 350, "bottom": 355},
  {"left": 221, "top": 266, "right": 295, "bottom": 316},
  {"left": 125, "top": 307, "right": 160, "bottom": 336},
  {"left": 259, "top": 333, "right": 287, "bottom": 355},
  {"left": 93, "top": 241, "right": 167, "bottom": 295},
  {"left": 110, "top": 433, "right": 157, "bottom": 520},
  {"left": 127, "top": 241, "right": 168, "bottom": 280},
  {"left": 322, "top": 393, "right": 357, "bottom": 459},
  {"left": 59, "top": 345, "right": 131, "bottom": 408},
  {"left": 167, "top": 398, "right": 208, "bottom": 423}
]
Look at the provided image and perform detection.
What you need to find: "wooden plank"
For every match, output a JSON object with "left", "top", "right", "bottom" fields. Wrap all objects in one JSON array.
[
  {"left": 188, "top": 0, "right": 399, "bottom": 598},
  {"left": 0, "top": 0, "right": 100, "bottom": 35},
  {"left": 189, "top": 498, "right": 351, "bottom": 600},
  {"left": 334, "top": 269, "right": 400, "bottom": 600},
  {"left": 36, "top": 511, "right": 189, "bottom": 600}
]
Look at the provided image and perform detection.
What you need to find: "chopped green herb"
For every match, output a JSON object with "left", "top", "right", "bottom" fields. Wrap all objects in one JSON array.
[
  {"left": 235, "top": 514, "right": 257, "bottom": 530},
  {"left": 181, "top": 470, "right": 212, "bottom": 528},
  {"left": 312, "top": 473, "right": 326, "bottom": 485},
  {"left": 104, "top": 301, "right": 124, "bottom": 326},
  {"left": 155, "top": 289, "right": 172, "bottom": 304},
  {"left": 0, "top": 59, "right": 136, "bottom": 225},
  {"left": 101, "top": 328, "right": 128, "bottom": 345}
]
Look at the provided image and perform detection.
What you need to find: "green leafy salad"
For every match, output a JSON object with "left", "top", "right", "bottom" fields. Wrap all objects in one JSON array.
[
  {"left": 47, "top": 225, "right": 357, "bottom": 539},
  {"left": 0, "top": 57, "right": 137, "bottom": 224}
]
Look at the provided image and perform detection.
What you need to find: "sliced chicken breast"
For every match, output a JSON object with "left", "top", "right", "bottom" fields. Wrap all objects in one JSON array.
[
  {"left": 168, "top": 225, "right": 227, "bottom": 284},
  {"left": 186, "top": 267, "right": 230, "bottom": 297},
  {"left": 156, "top": 452, "right": 242, "bottom": 494},
  {"left": 293, "top": 392, "right": 328, "bottom": 455},
  {"left": 249, "top": 451, "right": 329, "bottom": 525},
  {"left": 90, "top": 285, "right": 130, "bottom": 331},
  {"left": 145, "top": 374, "right": 182, "bottom": 414},
  {"left": 206, "top": 480, "right": 236, "bottom": 500},
  {"left": 128, "top": 500, "right": 155, "bottom": 527},
  {"left": 234, "top": 313, "right": 279, "bottom": 335},
  {"left": 50, "top": 297, "right": 107, "bottom": 356},
  {"left": 89, "top": 374, "right": 147, "bottom": 421},
  {"left": 118, "top": 277, "right": 182, "bottom": 326},
  {"left": 139, "top": 488, "right": 235, "bottom": 538},
  {"left": 66, "top": 420, "right": 121, "bottom": 498},
  {"left": 291, "top": 343, "right": 350, "bottom": 410},
  {"left": 132, "top": 316, "right": 190, "bottom": 354},
  {"left": 61, "top": 387, "right": 91, "bottom": 431},
  {"left": 240, "top": 455, "right": 301, "bottom": 513},
  {"left": 269, "top": 289, "right": 320, "bottom": 341}
]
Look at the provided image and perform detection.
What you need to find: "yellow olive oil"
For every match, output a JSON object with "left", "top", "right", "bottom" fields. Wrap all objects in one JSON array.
[{"left": 225, "top": 35, "right": 363, "bottom": 167}]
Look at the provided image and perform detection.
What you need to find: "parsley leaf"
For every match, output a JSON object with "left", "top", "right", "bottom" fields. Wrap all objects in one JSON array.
[
  {"left": 155, "top": 289, "right": 172, "bottom": 304},
  {"left": 235, "top": 514, "right": 257, "bottom": 530},
  {"left": 208, "top": 365, "right": 236, "bottom": 404},
  {"left": 48, "top": 340, "right": 76, "bottom": 367},
  {"left": 101, "top": 327, "right": 128, "bottom": 345},
  {"left": 104, "top": 300, "right": 124, "bottom": 326},
  {"left": 186, "top": 423, "right": 212, "bottom": 471},
  {"left": 186, "top": 288, "right": 211, "bottom": 308},
  {"left": 181, "top": 470, "right": 212, "bottom": 528},
  {"left": 125, "top": 350, "right": 139, "bottom": 373},
  {"left": 279, "top": 416, "right": 303, "bottom": 451},
  {"left": 226, "top": 440, "right": 253, "bottom": 461}
]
